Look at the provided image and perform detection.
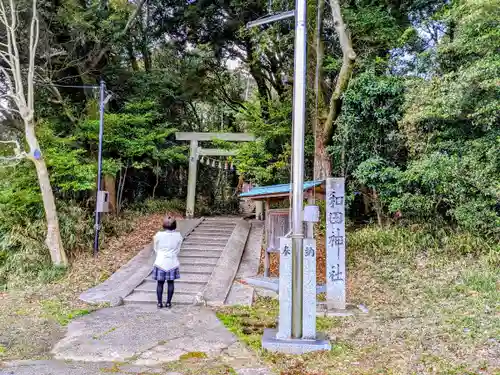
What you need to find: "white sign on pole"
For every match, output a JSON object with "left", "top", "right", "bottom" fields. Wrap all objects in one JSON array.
[{"left": 326, "top": 178, "right": 346, "bottom": 310}]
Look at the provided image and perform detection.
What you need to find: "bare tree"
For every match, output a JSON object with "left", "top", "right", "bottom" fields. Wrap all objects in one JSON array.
[{"left": 0, "top": 0, "right": 68, "bottom": 265}]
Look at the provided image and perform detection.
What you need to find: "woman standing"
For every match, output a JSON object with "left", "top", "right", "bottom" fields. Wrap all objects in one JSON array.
[{"left": 152, "top": 216, "right": 183, "bottom": 308}]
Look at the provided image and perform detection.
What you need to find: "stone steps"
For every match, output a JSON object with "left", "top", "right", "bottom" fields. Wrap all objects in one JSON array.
[
  {"left": 124, "top": 291, "right": 195, "bottom": 305},
  {"left": 136, "top": 280, "right": 205, "bottom": 294},
  {"left": 188, "top": 234, "right": 232, "bottom": 241},
  {"left": 204, "top": 217, "right": 240, "bottom": 221},
  {"left": 181, "top": 240, "right": 227, "bottom": 248},
  {"left": 124, "top": 218, "right": 242, "bottom": 306},
  {"left": 178, "top": 257, "right": 219, "bottom": 265},
  {"left": 196, "top": 224, "right": 236, "bottom": 229},
  {"left": 145, "top": 272, "right": 210, "bottom": 283},
  {"left": 182, "top": 245, "right": 225, "bottom": 251},
  {"left": 190, "top": 229, "right": 234, "bottom": 235},
  {"left": 178, "top": 264, "right": 214, "bottom": 274},
  {"left": 180, "top": 250, "right": 222, "bottom": 258}
]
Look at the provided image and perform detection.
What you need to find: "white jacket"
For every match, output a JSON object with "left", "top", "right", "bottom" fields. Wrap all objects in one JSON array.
[{"left": 153, "top": 230, "right": 183, "bottom": 271}]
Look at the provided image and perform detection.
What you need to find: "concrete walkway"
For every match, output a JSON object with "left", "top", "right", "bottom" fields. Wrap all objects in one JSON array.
[
  {"left": 1, "top": 305, "right": 272, "bottom": 375},
  {"left": 1, "top": 217, "right": 269, "bottom": 374}
]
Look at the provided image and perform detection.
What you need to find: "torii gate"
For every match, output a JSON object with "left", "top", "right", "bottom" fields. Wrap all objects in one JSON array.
[{"left": 175, "top": 132, "right": 255, "bottom": 218}]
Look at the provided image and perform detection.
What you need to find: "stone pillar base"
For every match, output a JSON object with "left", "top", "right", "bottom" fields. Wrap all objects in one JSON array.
[
  {"left": 317, "top": 302, "right": 369, "bottom": 317},
  {"left": 261, "top": 329, "right": 331, "bottom": 354}
]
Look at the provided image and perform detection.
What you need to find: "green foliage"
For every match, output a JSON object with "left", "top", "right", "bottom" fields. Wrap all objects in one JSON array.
[
  {"left": 0, "top": 117, "right": 102, "bottom": 287},
  {"left": 343, "top": 4, "right": 404, "bottom": 61},
  {"left": 131, "top": 198, "right": 185, "bottom": 215},
  {"left": 331, "top": 71, "right": 406, "bottom": 177},
  {"left": 402, "top": 0, "right": 499, "bottom": 150},
  {"left": 0, "top": 200, "right": 96, "bottom": 287},
  {"left": 179, "top": 351, "right": 208, "bottom": 360},
  {"left": 344, "top": 0, "right": 500, "bottom": 239},
  {"left": 38, "top": 124, "right": 96, "bottom": 192},
  {"left": 234, "top": 96, "right": 293, "bottom": 184},
  {"left": 1, "top": 0, "right": 497, "bottom": 291},
  {"left": 348, "top": 224, "right": 499, "bottom": 262},
  {"left": 217, "top": 298, "right": 279, "bottom": 352},
  {"left": 355, "top": 136, "right": 499, "bottom": 238},
  {"left": 78, "top": 100, "right": 186, "bottom": 168}
]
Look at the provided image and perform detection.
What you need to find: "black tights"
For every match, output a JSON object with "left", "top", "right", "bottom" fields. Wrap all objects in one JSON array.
[{"left": 156, "top": 280, "right": 174, "bottom": 305}]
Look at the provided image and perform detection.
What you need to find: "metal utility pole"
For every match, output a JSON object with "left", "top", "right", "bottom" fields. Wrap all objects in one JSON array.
[
  {"left": 247, "top": 0, "right": 308, "bottom": 339},
  {"left": 248, "top": 3, "right": 330, "bottom": 354},
  {"left": 290, "top": 0, "right": 307, "bottom": 339},
  {"left": 93, "top": 80, "right": 105, "bottom": 256}
]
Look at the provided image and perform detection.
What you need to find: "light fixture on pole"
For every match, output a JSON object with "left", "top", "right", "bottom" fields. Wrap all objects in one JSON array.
[{"left": 246, "top": 10, "right": 294, "bottom": 28}]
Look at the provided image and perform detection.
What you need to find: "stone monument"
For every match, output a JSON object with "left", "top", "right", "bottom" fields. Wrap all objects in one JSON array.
[{"left": 326, "top": 177, "right": 346, "bottom": 310}]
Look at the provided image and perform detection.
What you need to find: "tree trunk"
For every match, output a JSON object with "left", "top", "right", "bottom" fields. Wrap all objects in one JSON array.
[
  {"left": 360, "top": 185, "right": 371, "bottom": 214},
  {"left": 103, "top": 174, "right": 117, "bottom": 214},
  {"left": 152, "top": 160, "right": 160, "bottom": 199},
  {"left": 142, "top": 0, "right": 152, "bottom": 71},
  {"left": 246, "top": 39, "right": 270, "bottom": 120},
  {"left": 372, "top": 188, "right": 383, "bottom": 226},
  {"left": 340, "top": 143, "right": 345, "bottom": 177},
  {"left": 117, "top": 166, "right": 128, "bottom": 213},
  {"left": 323, "top": 0, "right": 356, "bottom": 144},
  {"left": 24, "top": 117, "right": 68, "bottom": 266},
  {"left": 127, "top": 42, "right": 139, "bottom": 71},
  {"left": 178, "top": 166, "right": 184, "bottom": 195},
  {"left": 312, "top": 0, "right": 331, "bottom": 180},
  {"left": 314, "top": 130, "right": 332, "bottom": 179},
  {"left": 33, "top": 158, "right": 68, "bottom": 266}
]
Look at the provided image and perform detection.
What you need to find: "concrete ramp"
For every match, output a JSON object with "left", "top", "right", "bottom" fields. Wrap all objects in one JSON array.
[{"left": 202, "top": 219, "right": 251, "bottom": 306}]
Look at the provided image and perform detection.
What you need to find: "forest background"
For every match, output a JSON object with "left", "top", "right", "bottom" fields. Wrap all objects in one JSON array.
[
  {"left": 0, "top": 0, "right": 499, "bottom": 371},
  {"left": 0, "top": 0, "right": 498, "bottom": 290}
]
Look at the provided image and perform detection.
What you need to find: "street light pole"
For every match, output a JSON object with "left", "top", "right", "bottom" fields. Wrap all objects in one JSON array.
[
  {"left": 290, "top": 0, "right": 307, "bottom": 339},
  {"left": 246, "top": 0, "right": 308, "bottom": 340},
  {"left": 93, "top": 80, "right": 105, "bottom": 256},
  {"left": 248, "top": 2, "right": 330, "bottom": 354}
]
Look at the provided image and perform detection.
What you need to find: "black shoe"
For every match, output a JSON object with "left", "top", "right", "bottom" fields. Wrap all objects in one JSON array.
[
  {"left": 165, "top": 302, "right": 172, "bottom": 308},
  {"left": 157, "top": 303, "right": 163, "bottom": 308}
]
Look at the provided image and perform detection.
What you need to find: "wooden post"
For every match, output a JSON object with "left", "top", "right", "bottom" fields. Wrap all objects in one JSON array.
[
  {"left": 264, "top": 199, "right": 271, "bottom": 277},
  {"left": 255, "top": 200, "right": 264, "bottom": 220},
  {"left": 186, "top": 140, "right": 198, "bottom": 218}
]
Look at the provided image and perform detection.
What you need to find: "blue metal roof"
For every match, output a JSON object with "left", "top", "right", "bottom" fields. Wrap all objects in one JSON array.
[{"left": 239, "top": 180, "right": 324, "bottom": 198}]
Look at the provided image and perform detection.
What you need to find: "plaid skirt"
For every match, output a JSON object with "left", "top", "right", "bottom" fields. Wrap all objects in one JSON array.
[{"left": 152, "top": 266, "right": 180, "bottom": 281}]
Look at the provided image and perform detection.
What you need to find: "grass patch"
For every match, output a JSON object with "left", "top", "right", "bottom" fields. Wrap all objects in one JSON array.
[
  {"left": 217, "top": 298, "right": 278, "bottom": 351},
  {"left": 219, "top": 225, "right": 499, "bottom": 374},
  {"left": 180, "top": 351, "right": 208, "bottom": 360},
  {"left": 100, "top": 362, "right": 122, "bottom": 373},
  {"left": 40, "top": 298, "right": 91, "bottom": 326}
]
